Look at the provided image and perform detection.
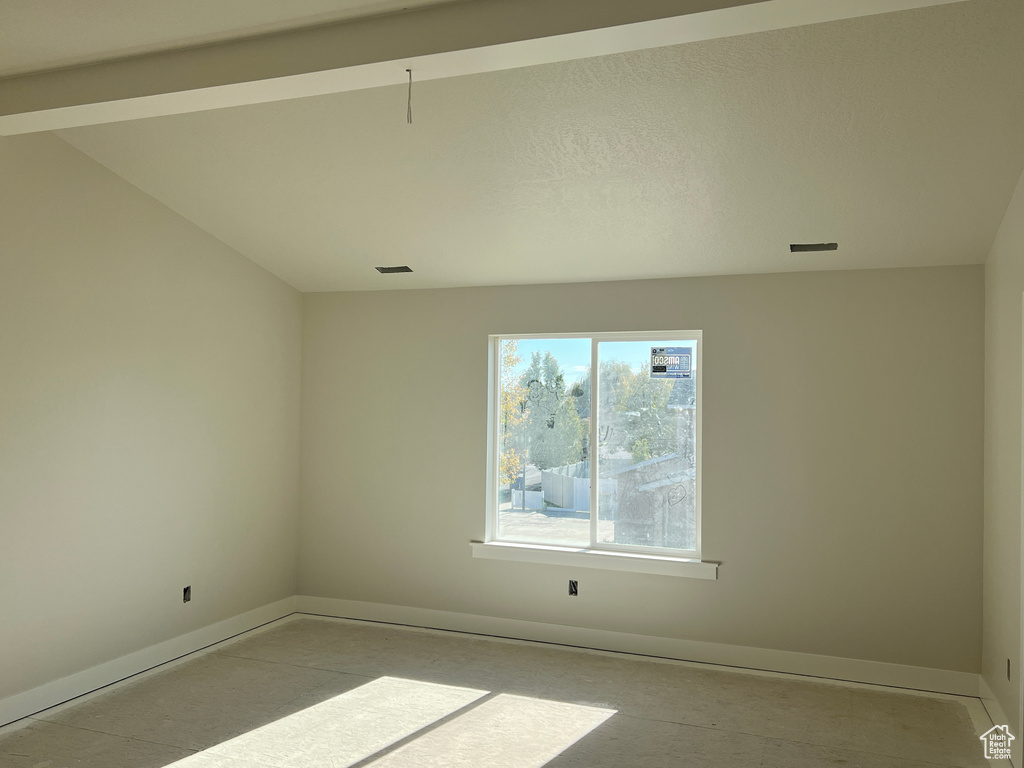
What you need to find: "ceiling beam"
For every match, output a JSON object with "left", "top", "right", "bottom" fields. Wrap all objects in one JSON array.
[{"left": 0, "top": 0, "right": 967, "bottom": 136}]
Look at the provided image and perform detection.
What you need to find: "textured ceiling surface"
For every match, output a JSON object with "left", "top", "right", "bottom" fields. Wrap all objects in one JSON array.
[
  {"left": 56, "top": 0, "right": 1024, "bottom": 292},
  {"left": 0, "top": 0, "right": 455, "bottom": 77}
]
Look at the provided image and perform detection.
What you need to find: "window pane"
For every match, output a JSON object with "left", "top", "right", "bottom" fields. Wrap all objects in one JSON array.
[
  {"left": 497, "top": 338, "right": 591, "bottom": 547},
  {"left": 597, "top": 339, "right": 698, "bottom": 551}
]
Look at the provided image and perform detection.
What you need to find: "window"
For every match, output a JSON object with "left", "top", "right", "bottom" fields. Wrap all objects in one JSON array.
[{"left": 478, "top": 332, "right": 713, "bottom": 578}]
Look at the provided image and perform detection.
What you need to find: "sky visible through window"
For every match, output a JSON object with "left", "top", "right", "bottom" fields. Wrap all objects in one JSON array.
[{"left": 508, "top": 338, "right": 697, "bottom": 379}]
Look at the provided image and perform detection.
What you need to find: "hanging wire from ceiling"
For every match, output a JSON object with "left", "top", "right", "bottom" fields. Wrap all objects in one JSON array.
[{"left": 406, "top": 69, "right": 413, "bottom": 124}]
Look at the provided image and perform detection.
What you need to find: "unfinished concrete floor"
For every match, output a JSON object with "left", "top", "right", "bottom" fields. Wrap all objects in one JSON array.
[{"left": 0, "top": 616, "right": 993, "bottom": 767}]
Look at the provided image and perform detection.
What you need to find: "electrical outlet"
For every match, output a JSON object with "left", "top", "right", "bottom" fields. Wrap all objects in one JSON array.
[
  {"left": 183, "top": 585, "right": 192, "bottom": 604},
  {"left": 568, "top": 580, "right": 578, "bottom": 597}
]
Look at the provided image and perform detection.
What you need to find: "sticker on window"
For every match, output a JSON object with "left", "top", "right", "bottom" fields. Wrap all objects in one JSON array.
[{"left": 650, "top": 347, "right": 693, "bottom": 379}]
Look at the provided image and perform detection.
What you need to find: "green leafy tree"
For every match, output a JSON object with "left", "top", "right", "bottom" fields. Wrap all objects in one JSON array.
[
  {"left": 519, "top": 351, "right": 586, "bottom": 470},
  {"left": 598, "top": 362, "right": 676, "bottom": 464},
  {"left": 619, "top": 363, "right": 675, "bottom": 459},
  {"left": 498, "top": 340, "right": 527, "bottom": 486},
  {"left": 631, "top": 437, "right": 652, "bottom": 465},
  {"left": 549, "top": 395, "right": 586, "bottom": 468}
]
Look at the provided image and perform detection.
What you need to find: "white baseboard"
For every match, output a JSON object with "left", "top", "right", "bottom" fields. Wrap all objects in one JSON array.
[
  {"left": 0, "top": 594, "right": 985, "bottom": 733},
  {"left": 294, "top": 596, "right": 979, "bottom": 697},
  {"left": 0, "top": 596, "right": 299, "bottom": 728},
  {"left": 980, "top": 676, "right": 1019, "bottom": 767}
]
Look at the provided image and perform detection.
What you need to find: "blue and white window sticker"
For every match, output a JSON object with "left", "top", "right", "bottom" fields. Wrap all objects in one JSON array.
[{"left": 650, "top": 346, "right": 693, "bottom": 379}]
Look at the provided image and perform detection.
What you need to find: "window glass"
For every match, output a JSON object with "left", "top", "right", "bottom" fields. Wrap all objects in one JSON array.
[
  {"left": 596, "top": 339, "right": 698, "bottom": 551},
  {"left": 496, "top": 338, "right": 591, "bottom": 547},
  {"left": 492, "top": 332, "right": 700, "bottom": 557}
]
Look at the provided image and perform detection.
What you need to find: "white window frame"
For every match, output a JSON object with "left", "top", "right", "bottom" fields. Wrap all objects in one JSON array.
[{"left": 475, "top": 331, "right": 716, "bottom": 580}]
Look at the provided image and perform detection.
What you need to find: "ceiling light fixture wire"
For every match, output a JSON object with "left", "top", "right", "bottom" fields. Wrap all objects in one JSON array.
[{"left": 406, "top": 68, "right": 413, "bottom": 124}]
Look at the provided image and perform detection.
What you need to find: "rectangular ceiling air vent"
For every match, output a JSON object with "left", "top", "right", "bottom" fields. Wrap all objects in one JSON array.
[
  {"left": 789, "top": 243, "right": 838, "bottom": 253},
  {"left": 375, "top": 265, "right": 414, "bottom": 273}
]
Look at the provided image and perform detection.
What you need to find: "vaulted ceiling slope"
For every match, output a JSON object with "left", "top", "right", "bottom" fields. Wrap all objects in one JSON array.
[{"left": 9, "top": 0, "right": 1024, "bottom": 291}]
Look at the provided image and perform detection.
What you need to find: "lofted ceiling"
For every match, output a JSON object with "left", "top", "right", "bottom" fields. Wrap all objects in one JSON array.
[{"left": 6, "top": 0, "right": 1024, "bottom": 291}]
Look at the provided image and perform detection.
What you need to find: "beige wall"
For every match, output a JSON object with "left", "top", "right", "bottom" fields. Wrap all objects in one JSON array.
[
  {"left": 0, "top": 127, "right": 996, "bottom": 705},
  {"left": 300, "top": 265, "right": 984, "bottom": 672},
  {"left": 0, "top": 133, "right": 302, "bottom": 700},
  {"left": 984, "top": 168, "right": 1024, "bottom": 730}
]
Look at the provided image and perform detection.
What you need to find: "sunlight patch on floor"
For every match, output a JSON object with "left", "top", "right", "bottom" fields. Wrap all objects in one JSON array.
[
  {"left": 167, "top": 677, "right": 486, "bottom": 768},
  {"left": 366, "top": 693, "right": 615, "bottom": 768},
  {"left": 165, "top": 676, "right": 614, "bottom": 768}
]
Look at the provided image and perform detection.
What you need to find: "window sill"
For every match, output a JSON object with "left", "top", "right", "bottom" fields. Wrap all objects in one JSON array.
[{"left": 470, "top": 541, "right": 718, "bottom": 580}]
